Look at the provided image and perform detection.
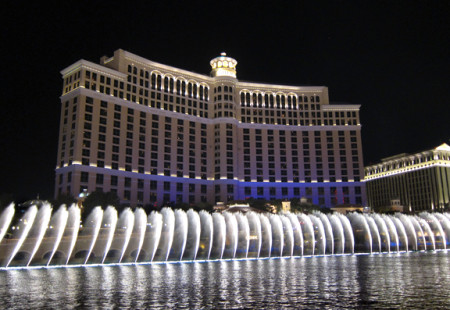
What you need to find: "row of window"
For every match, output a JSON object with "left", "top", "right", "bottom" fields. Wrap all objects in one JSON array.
[
  {"left": 68, "top": 68, "right": 359, "bottom": 126},
  {"left": 59, "top": 96, "right": 361, "bottom": 182},
  {"left": 127, "top": 65, "right": 209, "bottom": 100},
  {"left": 77, "top": 98, "right": 210, "bottom": 178},
  {"left": 241, "top": 109, "right": 357, "bottom": 118},
  {"left": 366, "top": 175, "right": 436, "bottom": 211},
  {"left": 57, "top": 169, "right": 362, "bottom": 206},
  {"left": 84, "top": 73, "right": 211, "bottom": 118},
  {"left": 240, "top": 92, "right": 321, "bottom": 108}
]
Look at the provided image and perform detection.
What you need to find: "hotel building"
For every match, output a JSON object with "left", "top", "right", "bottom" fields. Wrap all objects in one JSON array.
[
  {"left": 55, "top": 49, "right": 365, "bottom": 208},
  {"left": 365, "top": 143, "right": 450, "bottom": 212}
]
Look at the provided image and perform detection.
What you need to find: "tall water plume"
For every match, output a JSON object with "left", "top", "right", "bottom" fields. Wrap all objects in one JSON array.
[
  {"left": 287, "top": 212, "right": 303, "bottom": 256},
  {"left": 2, "top": 205, "right": 38, "bottom": 267},
  {"left": 372, "top": 214, "right": 390, "bottom": 252},
  {"left": 140, "top": 211, "right": 162, "bottom": 262},
  {"left": 396, "top": 213, "right": 417, "bottom": 251},
  {"left": 298, "top": 213, "right": 315, "bottom": 255},
  {"left": 122, "top": 207, "right": 146, "bottom": 263},
  {"left": 409, "top": 216, "right": 427, "bottom": 251},
  {"left": 336, "top": 213, "right": 354, "bottom": 254},
  {"left": 246, "top": 212, "right": 262, "bottom": 258},
  {"left": 309, "top": 214, "right": 326, "bottom": 255},
  {"left": 364, "top": 215, "right": 381, "bottom": 253},
  {"left": 0, "top": 204, "right": 15, "bottom": 245},
  {"left": 392, "top": 216, "right": 408, "bottom": 252},
  {"left": 382, "top": 215, "right": 399, "bottom": 252},
  {"left": 259, "top": 213, "right": 272, "bottom": 257},
  {"left": 328, "top": 213, "right": 344, "bottom": 254},
  {"left": 88, "top": 206, "right": 117, "bottom": 264},
  {"left": 348, "top": 213, "right": 372, "bottom": 253},
  {"left": 114, "top": 208, "right": 135, "bottom": 263},
  {"left": 433, "top": 213, "right": 450, "bottom": 247},
  {"left": 61, "top": 204, "right": 81, "bottom": 265},
  {"left": 416, "top": 216, "right": 435, "bottom": 250},
  {"left": 269, "top": 214, "right": 284, "bottom": 257},
  {"left": 182, "top": 209, "right": 201, "bottom": 261},
  {"left": 223, "top": 212, "right": 238, "bottom": 259},
  {"left": 315, "top": 212, "right": 334, "bottom": 254},
  {"left": 169, "top": 209, "right": 188, "bottom": 261},
  {"left": 197, "top": 210, "right": 213, "bottom": 260},
  {"left": 210, "top": 212, "right": 226, "bottom": 259},
  {"left": 40, "top": 205, "right": 69, "bottom": 266},
  {"left": 24, "top": 203, "right": 52, "bottom": 266},
  {"left": 420, "top": 213, "right": 446, "bottom": 250},
  {"left": 235, "top": 213, "right": 250, "bottom": 258},
  {"left": 280, "top": 215, "right": 294, "bottom": 257},
  {"left": 154, "top": 208, "right": 175, "bottom": 261}
]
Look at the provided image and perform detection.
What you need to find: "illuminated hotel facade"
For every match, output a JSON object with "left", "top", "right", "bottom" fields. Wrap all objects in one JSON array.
[
  {"left": 365, "top": 143, "right": 450, "bottom": 212},
  {"left": 55, "top": 49, "right": 366, "bottom": 208}
]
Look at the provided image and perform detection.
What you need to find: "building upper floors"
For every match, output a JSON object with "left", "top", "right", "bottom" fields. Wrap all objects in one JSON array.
[{"left": 61, "top": 49, "right": 360, "bottom": 127}]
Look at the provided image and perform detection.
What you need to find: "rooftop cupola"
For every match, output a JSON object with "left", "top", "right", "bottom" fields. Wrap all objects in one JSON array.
[{"left": 210, "top": 52, "right": 237, "bottom": 78}]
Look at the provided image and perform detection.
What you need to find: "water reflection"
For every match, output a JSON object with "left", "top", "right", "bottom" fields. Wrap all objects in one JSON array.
[{"left": 0, "top": 252, "right": 449, "bottom": 309}]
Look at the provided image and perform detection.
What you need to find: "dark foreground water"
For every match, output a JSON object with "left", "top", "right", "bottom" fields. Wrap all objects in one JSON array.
[{"left": 1, "top": 251, "right": 449, "bottom": 309}]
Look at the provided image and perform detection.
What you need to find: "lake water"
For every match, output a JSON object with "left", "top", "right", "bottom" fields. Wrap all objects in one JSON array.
[{"left": 1, "top": 251, "right": 449, "bottom": 309}]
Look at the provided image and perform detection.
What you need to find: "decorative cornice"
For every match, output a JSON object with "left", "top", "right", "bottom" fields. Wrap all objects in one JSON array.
[
  {"left": 60, "top": 60, "right": 127, "bottom": 79},
  {"left": 322, "top": 105, "right": 361, "bottom": 110},
  {"left": 364, "top": 160, "right": 450, "bottom": 181},
  {"left": 122, "top": 50, "right": 212, "bottom": 82},
  {"left": 237, "top": 82, "right": 326, "bottom": 93}
]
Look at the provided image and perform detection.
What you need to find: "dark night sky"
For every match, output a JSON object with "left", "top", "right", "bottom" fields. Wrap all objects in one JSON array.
[{"left": 1, "top": 1, "right": 449, "bottom": 201}]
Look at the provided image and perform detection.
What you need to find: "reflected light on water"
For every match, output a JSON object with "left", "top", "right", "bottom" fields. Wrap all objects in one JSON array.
[{"left": 0, "top": 252, "right": 449, "bottom": 309}]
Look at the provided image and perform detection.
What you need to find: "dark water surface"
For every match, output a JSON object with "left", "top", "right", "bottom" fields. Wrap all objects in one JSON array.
[{"left": 1, "top": 251, "right": 449, "bottom": 309}]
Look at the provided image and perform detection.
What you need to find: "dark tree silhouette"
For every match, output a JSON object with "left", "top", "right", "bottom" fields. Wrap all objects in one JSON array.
[
  {"left": 82, "top": 190, "right": 120, "bottom": 219},
  {"left": 51, "top": 194, "right": 76, "bottom": 209}
]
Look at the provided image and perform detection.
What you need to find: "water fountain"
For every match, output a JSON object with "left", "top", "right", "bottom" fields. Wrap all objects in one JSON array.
[
  {"left": 39, "top": 205, "right": 68, "bottom": 266},
  {"left": 347, "top": 213, "right": 372, "bottom": 253},
  {"left": 182, "top": 209, "right": 201, "bottom": 261},
  {"left": 247, "top": 212, "right": 262, "bottom": 258},
  {"left": 372, "top": 213, "right": 390, "bottom": 252},
  {"left": 235, "top": 213, "right": 250, "bottom": 258},
  {"left": 0, "top": 203, "right": 448, "bottom": 268},
  {"left": 327, "top": 213, "right": 344, "bottom": 254},
  {"left": 287, "top": 213, "right": 303, "bottom": 256},
  {"left": 314, "top": 212, "right": 334, "bottom": 254},
  {"left": 210, "top": 212, "right": 225, "bottom": 259},
  {"left": 140, "top": 210, "right": 162, "bottom": 262},
  {"left": 168, "top": 209, "right": 188, "bottom": 261},
  {"left": 2, "top": 205, "right": 37, "bottom": 267},
  {"left": 280, "top": 215, "right": 293, "bottom": 257},
  {"left": 122, "top": 207, "right": 146, "bottom": 263},
  {"left": 153, "top": 208, "right": 174, "bottom": 261},
  {"left": 269, "top": 214, "right": 283, "bottom": 257},
  {"left": 396, "top": 213, "right": 417, "bottom": 251},
  {"left": 298, "top": 213, "right": 315, "bottom": 255},
  {"left": 90, "top": 206, "right": 117, "bottom": 264},
  {"left": 364, "top": 215, "right": 381, "bottom": 253},
  {"left": 0, "top": 204, "right": 15, "bottom": 245},
  {"left": 258, "top": 213, "right": 272, "bottom": 257},
  {"left": 113, "top": 207, "right": 135, "bottom": 263}
]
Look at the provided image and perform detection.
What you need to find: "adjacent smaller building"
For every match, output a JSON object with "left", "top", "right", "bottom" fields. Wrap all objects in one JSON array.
[{"left": 365, "top": 143, "right": 450, "bottom": 213}]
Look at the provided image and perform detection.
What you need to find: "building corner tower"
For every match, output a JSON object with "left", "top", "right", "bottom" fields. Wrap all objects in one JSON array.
[{"left": 210, "top": 53, "right": 239, "bottom": 203}]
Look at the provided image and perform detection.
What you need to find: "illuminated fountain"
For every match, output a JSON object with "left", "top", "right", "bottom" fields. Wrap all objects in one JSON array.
[{"left": 0, "top": 203, "right": 449, "bottom": 268}]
